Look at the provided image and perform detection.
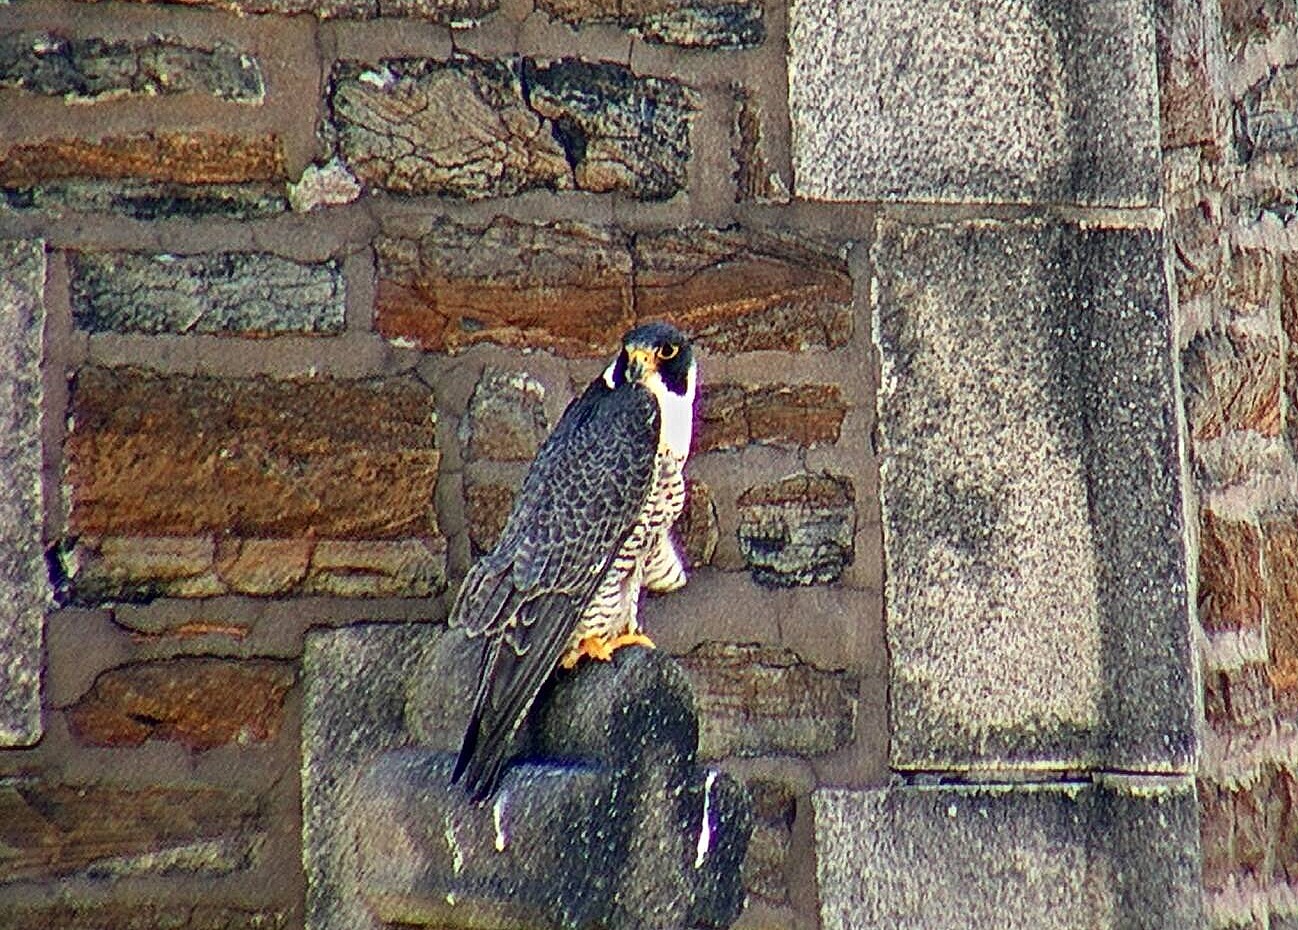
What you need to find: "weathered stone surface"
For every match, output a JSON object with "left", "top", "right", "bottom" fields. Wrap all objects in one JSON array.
[
  {"left": 304, "top": 625, "right": 751, "bottom": 930},
  {"left": 288, "top": 159, "right": 362, "bottom": 212},
  {"left": 1220, "top": 0, "right": 1295, "bottom": 49},
  {"left": 1204, "top": 664, "right": 1273, "bottom": 739},
  {"left": 874, "top": 219, "right": 1194, "bottom": 772},
  {"left": 330, "top": 57, "right": 571, "bottom": 200},
  {"left": 1199, "top": 510, "right": 1265, "bottom": 634},
  {"left": 741, "top": 777, "right": 795, "bottom": 905},
  {"left": 3, "top": 180, "right": 288, "bottom": 219},
  {"left": 677, "top": 477, "right": 718, "bottom": 568},
  {"left": 525, "top": 58, "right": 695, "bottom": 200},
  {"left": 0, "top": 240, "right": 45, "bottom": 747},
  {"left": 377, "top": 217, "right": 633, "bottom": 355},
  {"left": 1182, "top": 330, "right": 1284, "bottom": 439},
  {"left": 676, "top": 642, "right": 855, "bottom": 758},
  {"left": 65, "top": 535, "right": 447, "bottom": 602},
  {"left": 536, "top": 0, "right": 764, "bottom": 48},
  {"left": 0, "top": 132, "right": 286, "bottom": 186},
  {"left": 377, "top": 220, "right": 850, "bottom": 356},
  {"left": 633, "top": 228, "right": 853, "bottom": 353},
  {"left": 1156, "top": 0, "right": 1219, "bottom": 149},
  {"left": 0, "top": 780, "right": 263, "bottom": 882},
  {"left": 460, "top": 367, "right": 548, "bottom": 462},
  {"left": 66, "top": 658, "right": 296, "bottom": 751},
  {"left": 69, "top": 251, "right": 344, "bottom": 336},
  {"left": 814, "top": 781, "right": 1203, "bottom": 930},
  {"left": 1237, "top": 63, "right": 1298, "bottom": 163},
  {"left": 788, "top": 0, "right": 1160, "bottom": 205},
  {"left": 1264, "top": 516, "right": 1298, "bottom": 700},
  {"left": 0, "top": 32, "right": 263, "bottom": 102},
  {"left": 66, "top": 367, "right": 438, "bottom": 539},
  {"left": 464, "top": 481, "right": 516, "bottom": 554},
  {"left": 697, "top": 382, "right": 844, "bottom": 452},
  {"left": 736, "top": 474, "right": 855, "bottom": 587},
  {"left": 733, "top": 86, "right": 786, "bottom": 202},
  {"left": 0, "top": 902, "right": 289, "bottom": 930},
  {"left": 67, "top": 0, "right": 497, "bottom": 20}
]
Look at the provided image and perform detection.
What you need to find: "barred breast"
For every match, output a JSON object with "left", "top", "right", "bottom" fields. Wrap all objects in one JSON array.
[{"left": 562, "top": 451, "right": 687, "bottom": 660}]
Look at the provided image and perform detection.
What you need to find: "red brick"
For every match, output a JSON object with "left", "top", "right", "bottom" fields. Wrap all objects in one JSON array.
[
  {"left": 65, "top": 658, "right": 295, "bottom": 751},
  {"left": 66, "top": 367, "right": 439, "bottom": 539},
  {"left": 0, "top": 132, "right": 285, "bottom": 186}
]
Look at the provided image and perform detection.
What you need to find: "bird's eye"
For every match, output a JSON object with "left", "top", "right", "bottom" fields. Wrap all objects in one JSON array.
[{"left": 657, "top": 344, "right": 679, "bottom": 361}]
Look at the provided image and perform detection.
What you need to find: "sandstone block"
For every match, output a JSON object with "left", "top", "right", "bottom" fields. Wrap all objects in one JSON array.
[
  {"left": 788, "top": 0, "right": 1160, "bottom": 205},
  {"left": 1264, "top": 516, "right": 1298, "bottom": 703},
  {"left": 525, "top": 58, "right": 695, "bottom": 200},
  {"left": 0, "top": 240, "right": 45, "bottom": 747},
  {"left": 304, "top": 539, "right": 446, "bottom": 598},
  {"left": 1199, "top": 510, "right": 1265, "bottom": 634},
  {"left": 1204, "top": 664, "right": 1273, "bottom": 740},
  {"left": 0, "top": 780, "right": 264, "bottom": 882},
  {"left": 69, "top": 251, "right": 344, "bottom": 336},
  {"left": 1156, "top": 0, "right": 1219, "bottom": 149},
  {"left": 4, "top": 180, "right": 288, "bottom": 220},
  {"left": 874, "top": 218, "right": 1194, "bottom": 772},
  {"left": 66, "top": 367, "right": 438, "bottom": 539},
  {"left": 814, "top": 781, "right": 1202, "bottom": 930},
  {"left": 330, "top": 58, "right": 571, "bottom": 200},
  {"left": 0, "top": 132, "right": 286, "bottom": 187},
  {"left": 677, "top": 477, "right": 718, "bottom": 568},
  {"left": 65, "top": 0, "right": 497, "bottom": 19},
  {"left": 1237, "top": 63, "right": 1298, "bottom": 163},
  {"left": 460, "top": 367, "right": 548, "bottom": 463},
  {"left": 676, "top": 642, "right": 855, "bottom": 758},
  {"left": 1220, "top": 0, "right": 1295, "bottom": 49},
  {"left": 741, "top": 777, "right": 795, "bottom": 905},
  {"left": 697, "top": 382, "right": 844, "bottom": 452},
  {"left": 736, "top": 473, "right": 855, "bottom": 587},
  {"left": 0, "top": 903, "right": 288, "bottom": 930},
  {"left": 1182, "top": 329, "right": 1283, "bottom": 440},
  {"left": 66, "top": 658, "right": 296, "bottom": 751},
  {"left": 376, "top": 220, "right": 851, "bottom": 356},
  {"left": 733, "top": 86, "right": 786, "bottom": 203},
  {"left": 536, "top": 0, "right": 764, "bottom": 48},
  {"left": 0, "top": 32, "right": 263, "bottom": 102},
  {"left": 464, "top": 481, "right": 517, "bottom": 554}
]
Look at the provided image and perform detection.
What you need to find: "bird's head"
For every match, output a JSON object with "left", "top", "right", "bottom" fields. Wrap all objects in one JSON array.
[{"left": 602, "top": 321, "right": 696, "bottom": 400}]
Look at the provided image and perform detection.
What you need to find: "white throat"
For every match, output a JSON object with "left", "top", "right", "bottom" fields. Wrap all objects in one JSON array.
[{"left": 646, "top": 361, "right": 696, "bottom": 459}]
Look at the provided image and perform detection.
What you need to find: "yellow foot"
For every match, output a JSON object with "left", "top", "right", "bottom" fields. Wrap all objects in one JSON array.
[{"left": 559, "top": 632, "right": 656, "bottom": 670}]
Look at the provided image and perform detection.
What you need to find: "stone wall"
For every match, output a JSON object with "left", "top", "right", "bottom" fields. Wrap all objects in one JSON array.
[{"left": 0, "top": 0, "right": 1268, "bottom": 928}]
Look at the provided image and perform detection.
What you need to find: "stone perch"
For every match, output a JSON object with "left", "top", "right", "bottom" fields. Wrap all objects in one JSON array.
[{"left": 302, "top": 624, "right": 753, "bottom": 930}]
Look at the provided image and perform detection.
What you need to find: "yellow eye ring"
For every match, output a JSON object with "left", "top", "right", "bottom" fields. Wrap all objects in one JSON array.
[{"left": 657, "top": 343, "right": 679, "bottom": 361}]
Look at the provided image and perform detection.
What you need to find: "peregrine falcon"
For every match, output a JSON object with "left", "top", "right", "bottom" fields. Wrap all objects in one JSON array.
[{"left": 450, "top": 322, "right": 697, "bottom": 802}]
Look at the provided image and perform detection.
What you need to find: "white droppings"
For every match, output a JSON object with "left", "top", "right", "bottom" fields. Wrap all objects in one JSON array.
[
  {"left": 358, "top": 67, "right": 395, "bottom": 89},
  {"left": 493, "top": 789, "right": 510, "bottom": 852},
  {"left": 694, "top": 769, "right": 718, "bottom": 868}
]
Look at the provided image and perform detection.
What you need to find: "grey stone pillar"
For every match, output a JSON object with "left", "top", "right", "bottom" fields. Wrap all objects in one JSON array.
[{"left": 788, "top": 3, "right": 1202, "bottom": 928}]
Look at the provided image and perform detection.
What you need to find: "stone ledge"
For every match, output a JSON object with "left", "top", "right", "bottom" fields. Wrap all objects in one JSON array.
[{"left": 814, "top": 780, "right": 1202, "bottom": 930}]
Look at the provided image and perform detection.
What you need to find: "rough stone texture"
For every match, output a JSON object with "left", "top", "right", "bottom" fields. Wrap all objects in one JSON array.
[
  {"left": 330, "top": 56, "right": 692, "bottom": 201},
  {"left": 874, "top": 219, "right": 1195, "bottom": 772},
  {"left": 536, "top": 0, "right": 765, "bottom": 48},
  {"left": 0, "top": 240, "right": 45, "bottom": 747},
  {"left": 66, "top": 367, "right": 438, "bottom": 539},
  {"left": 1219, "top": 0, "right": 1296, "bottom": 49},
  {"left": 288, "top": 159, "right": 362, "bottom": 212},
  {"left": 66, "top": 0, "right": 498, "bottom": 19},
  {"left": 63, "top": 368, "right": 443, "bottom": 600},
  {"left": 330, "top": 57, "right": 571, "bottom": 200},
  {"left": 1204, "top": 663, "right": 1273, "bottom": 740},
  {"left": 733, "top": 86, "right": 786, "bottom": 203},
  {"left": 525, "top": 58, "right": 695, "bottom": 200},
  {"left": 632, "top": 228, "right": 853, "bottom": 354},
  {"left": 0, "top": 32, "right": 263, "bottom": 102},
  {"left": 675, "top": 642, "right": 855, "bottom": 758},
  {"left": 1236, "top": 63, "right": 1298, "bottom": 164},
  {"left": 460, "top": 367, "right": 548, "bottom": 463},
  {"left": 0, "top": 780, "right": 264, "bottom": 882},
  {"left": 3, "top": 180, "right": 288, "bottom": 219},
  {"left": 304, "top": 625, "right": 751, "bottom": 930},
  {"left": 1264, "top": 516, "right": 1298, "bottom": 700},
  {"left": 65, "top": 658, "right": 296, "bottom": 751},
  {"left": 464, "top": 482, "right": 517, "bottom": 554},
  {"left": 376, "top": 220, "right": 851, "bottom": 356},
  {"left": 788, "top": 0, "right": 1161, "bottom": 205},
  {"left": 1199, "top": 510, "right": 1265, "bottom": 635},
  {"left": 697, "top": 382, "right": 845, "bottom": 452},
  {"left": 1182, "top": 329, "right": 1284, "bottom": 440},
  {"left": 814, "top": 781, "right": 1203, "bottom": 930},
  {"left": 1156, "top": 0, "right": 1219, "bottom": 150},
  {"left": 741, "top": 777, "right": 795, "bottom": 905},
  {"left": 736, "top": 473, "right": 855, "bottom": 587},
  {"left": 0, "top": 132, "right": 286, "bottom": 186},
  {"left": 0, "top": 902, "right": 289, "bottom": 930},
  {"left": 677, "top": 478, "right": 718, "bottom": 569},
  {"left": 69, "top": 251, "right": 345, "bottom": 336}
]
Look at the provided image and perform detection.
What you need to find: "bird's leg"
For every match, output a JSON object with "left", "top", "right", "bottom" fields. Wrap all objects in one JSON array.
[
  {"left": 604, "top": 630, "right": 656, "bottom": 654},
  {"left": 559, "top": 631, "right": 657, "bottom": 670}
]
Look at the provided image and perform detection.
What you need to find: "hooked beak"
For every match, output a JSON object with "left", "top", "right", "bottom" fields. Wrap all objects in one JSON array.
[{"left": 624, "top": 346, "right": 655, "bottom": 384}]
